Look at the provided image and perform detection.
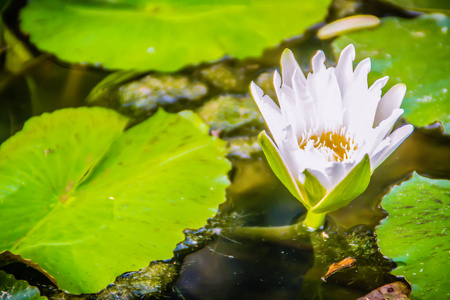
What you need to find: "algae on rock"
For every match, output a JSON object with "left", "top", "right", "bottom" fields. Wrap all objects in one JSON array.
[
  {"left": 197, "top": 95, "right": 264, "bottom": 138},
  {"left": 118, "top": 74, "right": 208, "bottom": 119},
  {"left": 199, "top": 62, "right": 249, "bottom": 93}
]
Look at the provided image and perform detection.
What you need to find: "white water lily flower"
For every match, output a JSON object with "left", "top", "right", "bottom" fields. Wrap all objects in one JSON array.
[{"left": 250, "top": 44, "right": 413, "bottom": 218}]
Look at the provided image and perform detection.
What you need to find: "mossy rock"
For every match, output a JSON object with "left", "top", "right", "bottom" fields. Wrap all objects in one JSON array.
[
  {"left": 197, "top": 95, "right": 265, "bottom": 138},
  {"left": 226, "top": 136, "right": 262, "bottom": 159},
  {"left": 118, "top": 74, "right": 208, "bottom": 119},
  {"left": 199, "top": 62, "right": 249, "bottom": 93}
]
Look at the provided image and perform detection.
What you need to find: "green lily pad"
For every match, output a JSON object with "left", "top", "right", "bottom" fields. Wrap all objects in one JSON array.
[
  {"left": 380, "top": 0, "right": 450, "bottom": 12},
  {"left": 19, "top": 0, "right": 331, "bottom": 71},
  {"left": 333, "top": 14, "right": 450, "bottom": 133},
  {"left": 376, "top": 173, "right": 450, "bottom": 299},
  {"left": 0, "top": 270, "right": 47, "bottom": 300},
  {"left": 0, "top": 107, "right": 230, "bottom": 293}
]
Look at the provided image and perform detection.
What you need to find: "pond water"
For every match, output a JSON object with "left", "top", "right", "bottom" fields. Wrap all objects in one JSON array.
[
  {"left": 0, "top": 0, "right": 449, "bottom": 299},
  {"left": 170, "top": 126, "right": 449, "bottom": 300}
]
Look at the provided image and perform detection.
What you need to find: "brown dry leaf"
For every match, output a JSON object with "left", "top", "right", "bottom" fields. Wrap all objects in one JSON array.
[
  {"left": 321, "top": 257, "right": 357, "bottom": 282},
  {"left": 0, "top": 250, "right": 57, "bottom": 286},
  {"left": 357, "top": 281, "right": 411, "bottom": 300}
]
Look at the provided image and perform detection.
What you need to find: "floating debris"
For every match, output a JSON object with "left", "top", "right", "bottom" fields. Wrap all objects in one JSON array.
[
  {"left": 322, "top": 257, "right": 357, "bottom": 282},
  {"left": 357, "top": 281, "right": 411, "bottom": 300},
  {"left": 318, "top": 15, "right": 380, "bottom": 40}
]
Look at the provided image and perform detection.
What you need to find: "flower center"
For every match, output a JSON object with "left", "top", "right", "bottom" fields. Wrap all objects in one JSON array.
[{"left": 299, "top": 128, "right": 357, "bottom": 162}]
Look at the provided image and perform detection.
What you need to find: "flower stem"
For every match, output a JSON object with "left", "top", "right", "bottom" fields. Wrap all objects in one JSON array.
[
  {"left": 224, "top": 211, "right": 326, "bottom": 242},
  {"left": 303, "top": 211, "right": 326, "bottom": 230},
  {"left": 227, "top": 223, "right": 310, "bottom": 242}
]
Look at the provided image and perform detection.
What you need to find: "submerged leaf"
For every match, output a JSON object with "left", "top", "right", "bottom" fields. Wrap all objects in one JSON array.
[
  {"left": 380, "top": 0, "right": 450, "bottom": 11},
  {"left": 0, "top": 107, "right": 230, "bottom": 293},
  {"left": 376, "top": 173, "right": 450, "bottom": 299},
  {"left": 333, "top": 14, "right": 450, "bottom": 132},
  {"left": 20, "top": 0, "right": 331, "bottom": 71},
  {"left": 0, "top": 270, "right": 47, "bottom": 300}
]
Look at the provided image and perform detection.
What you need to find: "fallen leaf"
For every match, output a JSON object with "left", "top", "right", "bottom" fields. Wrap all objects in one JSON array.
[
  {"left": 357, "top": 281, "right": 411, "bottom": 300},
  {"left": 321, "top": 257, "right": 357, "bottom": 282},
  {"left": 0, "top": 250, "right": 57, "bottom": 285}
]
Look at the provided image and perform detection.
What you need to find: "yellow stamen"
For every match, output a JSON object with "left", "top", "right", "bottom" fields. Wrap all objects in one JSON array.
[{"left": 299, "top": 129, "right": 357, "bottom": 162}]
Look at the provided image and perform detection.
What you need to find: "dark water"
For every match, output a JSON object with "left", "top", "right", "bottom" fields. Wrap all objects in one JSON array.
[{"left": 170, "top": 127, "right": 450, "bottom": 299}]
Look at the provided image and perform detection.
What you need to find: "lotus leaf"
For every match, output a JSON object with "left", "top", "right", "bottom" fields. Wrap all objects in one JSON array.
[
  {"left": 333, "top": 14, "right": 450, "bottom": 133},
  {"left": 20, "top": 0, "right": 331, "bottom": 71},
  {"left": 0, "top": 107, "right": 230, "bottom": 293},
  {"left": 376, "top": 173, "right": 450, "bottom": 299}
]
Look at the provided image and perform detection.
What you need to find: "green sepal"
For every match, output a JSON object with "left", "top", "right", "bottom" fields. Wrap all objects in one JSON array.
[
  {"left": 303, "top": 169, "right": 327, "bottom": 208},
  {"left": 311, "top": 154, "right": 371, "bottom": 214},
  {"left": 258, "top": 131, "right": 308, "bottom": 207}
]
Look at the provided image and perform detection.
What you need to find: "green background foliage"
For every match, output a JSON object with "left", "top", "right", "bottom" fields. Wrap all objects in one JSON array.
[{"left": 20, "top": 0, "right": 331, "bottom": 71}]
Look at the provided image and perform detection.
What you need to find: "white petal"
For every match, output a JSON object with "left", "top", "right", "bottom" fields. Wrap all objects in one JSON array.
[
  {"left": 368, "top": 138, "right": 391, "bottom": 169},
  {"left": 279, "top": 124, "right": 301, "bottom": 153},
  {"left": 276, "top": 127, "right": 306, "bottom": 177},
  {"left": 250, "top": 82, "right": 286, "bottom": 146},
  {"left": 274, "top": 71, "right": 304, "bottom": 136},
  {"left": 341, "top": 59, "right": 371, "bottom": 135},
  {"left": 315, "top": 160, "right": 357, "bottom": 191},
  {"left": 353, "top": 57, "right": 371, "bottom": 88},
  {"left": 369, "top": 76, "right": 389, "bottom": 92},
  {"left": 311, "top": 50, "right": 326, "bottom": 73},
  {"left": 371, "top": 124, "right": 414, "bottom": 168},
  {"left": 325, "top": 162, "right": 346, "bottom": 189},
  {"left": 356, "top": 75, "right": 389, "bottom": 134},
  {"left": 374, "top": 83, "right": 406, "bottom": 126},
  {"left": 356, "top": 108, "right": 405, "bottom": 157},
  {"left": 300, "top": 142, "right": 331, "bottom": 170},
  {"left": 273, "top": 71, "right": 293, "bottom": 110},
  {"left": 374, "top": 108, "right": 405, "bottom": 140},
  {"left": 281, "top": 49, "right": 306, "bottom": 88},
  {"left": 307, "top": 53, "right": 343, "bottom": 130},
  {"left": 301, "top": 148, "right": 345, "bottom": 190},
  {"left": 342, "top": 58, "right": 391, "bottom": 138},
  {"left": 334, "top": 44, "right": 355, "bottom": 95},
  {"left": 292, "top": 69, "right": 316, "bottom": 130},
  {"left": 343, "top": 57, "right": 370, "bottom": 108},
  {"left": 262, "top": 133, "right": 306, "bottom": 202},
  {"left": 251, "top": 81, "right": 280, "bottom": 113},
  {"left": 306, "top": 168, "right": 331, "bottom": 190},
  {"left": 273, "top": 69, "right": 282, "bottom": 93},
  {"left": 371, "top": 138, "right": 391, "bottom": 157},
  {"left": 282, "top": 147, "right": 308, "bottom": 181}
]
